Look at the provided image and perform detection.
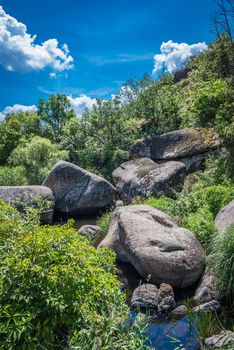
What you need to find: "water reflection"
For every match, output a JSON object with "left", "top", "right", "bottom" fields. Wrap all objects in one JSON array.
[{"left": 129, "top": 311, "right": 199, "bottom": 350}]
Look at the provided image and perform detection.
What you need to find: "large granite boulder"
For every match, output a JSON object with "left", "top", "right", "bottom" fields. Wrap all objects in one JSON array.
[
  {"left": 43, "top": 161, "right": 116, "bottom": 216},
  {"left": 215, "top": 200, "right": 234, "bottom": 233},
  {"left": 131, "top": 129, "right": 220, "bottom": 172},
  {"left": 0, "top": 186, "right": 54, "bottom": 224},
  {"left": 112, "top": 158, "right": 186, "bottom": 201},
  {"left": 99, "top": 205, "right": 205, "bottom": 288}
]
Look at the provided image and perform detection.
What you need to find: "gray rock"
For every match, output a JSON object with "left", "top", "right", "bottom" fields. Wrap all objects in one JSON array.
[
  {"left": 168, "top": 305, "right": 187, "bottom": 319},
  {"left": 131, "top": 129, "right": 220, "bottom": 172},
  {"left": 43, "top": 161, "right": 116, "bottom": 216},
  {"left": 99, "top": 205, "right": 205, "bottom": 288},
  {"left": 193, "top": 300, "right": 221, "bottom": 314},
  {"left": 78, "top": 225, "right": 102, "bottom": 241},
  {"left": 115, "top": 200, "right": 124, "bottom": 207},
  {"left": 193, "top": 273, "right": 217, "bottom": 305},
  {"left": 131, "top": 283, "right": 158, "bottom": 310},
  {"left": 0, "top": 186, "right": 54, "bottom": 224},
  {"left": 205, "top": 331, "right": 234, "bottom": 349},
  {"left": 215, "top": 200, "right": 234, "bottom": 233},
  {"left": 157, "top": 283, "right": 176, "bottom": 313},
  {"left": 112, "top": 158, "right": 186, "bottom": 201}
]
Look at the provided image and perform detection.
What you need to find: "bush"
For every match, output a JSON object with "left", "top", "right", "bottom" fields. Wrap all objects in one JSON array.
[
  {"left": 9, "top": 136, "right": 69, "bottom": 184},
  {"left": 97, "top": 211, "right": 112, "bottom": 235},
  {"left": 182, "top": 206, "right": 216, "bottom": 249},
  {"left": 0, "top": 166, "right": 27, "bottom": 186},
  {"left": 210, "top": 225, "right": 234, "bottom": 301},
  {"left": 144, "top": 185, "right": 234, "bottom": 249},
  {"left": 0, "top": 199, "right": 22, "bottom": 243},
  {"left": 0, "top": 209, "right": 150, "bottom": 350}
]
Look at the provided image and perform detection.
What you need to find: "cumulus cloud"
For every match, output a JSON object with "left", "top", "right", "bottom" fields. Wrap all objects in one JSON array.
[
  {"left": 68, "top": 94, "right": 97, "bottom": 116},
  {"left": 152, "top": 40, "right": 207, "bottom": 75},
  {"left": 0, "top": 104, "right": 37, "bottom": 122},
  {"left": 0, "top": 6, "right": 74, "bottom": 73}
]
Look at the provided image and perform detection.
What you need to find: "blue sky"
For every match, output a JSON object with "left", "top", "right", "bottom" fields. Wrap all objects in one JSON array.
[{"left": 0, "top": 0, "right": 216, "bottom": 114}]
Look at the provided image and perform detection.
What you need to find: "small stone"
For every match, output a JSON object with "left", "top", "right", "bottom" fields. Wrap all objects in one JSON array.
[
  {"left": 115, "top": 200, "right": 124, "bottom": 207},
  {"left": 193, "top": 300, "right": 221, "bottom": 314},
  {"left": 158, "top": 283, "right": 176, "bottom": 313},
  {"left": 78, "top": 225, "right": 102, "bottom": 241},
  {"left": 131, "top": 283, "right": 158, "bottom": 310},
  {"left": 205, "top": 331, "right": 234, "bottom": 349},
  {"left": 168, "top": 305, "right": 187, "bottom": 319}
]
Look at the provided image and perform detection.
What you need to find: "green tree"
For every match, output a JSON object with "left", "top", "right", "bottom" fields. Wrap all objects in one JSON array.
[
  {"left": 38, "top": 94, "right": 76, "bottom": 141},
  {"left": 125, "top": 75, "right": 182, "bottom": 137},
  {"left": 61, "top": 97, "right": 142, "bottom": 179},
  {"left": 0, "top": 112, "right": 40, "bottom": 164},
  {"left": 9, "top": 136, "right": 68, "bottom": 184}
]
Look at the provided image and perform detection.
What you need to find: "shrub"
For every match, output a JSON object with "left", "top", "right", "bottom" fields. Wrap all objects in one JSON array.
[
  {"left": 97, "top": 211, "right": 112, "bottom": 235},
  {"left": 0, "top": 216, "right": 150, "bottom": 350},
  {"left": 182, "top": 206, "right": 216, "bottom": 249},
  {"left": 0, "top": 166, "right": 27, "bottom": 186},
  {"left": 9, "top": 136, "right": 69, "bottom": 184},
  {"left": 0, "top": 199, "right": 27, "bottom": 244},
  {"left": 210, "top": 224, "right": 234, "bottom": 301},
  {"left": 144, "top": 185, "right": 234, "bottom": 250}
]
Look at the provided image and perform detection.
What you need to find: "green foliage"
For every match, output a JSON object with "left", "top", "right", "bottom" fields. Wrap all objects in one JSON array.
[
  {"left": 210, "top": 224, "right": 234, "bottom": 301},
  {"left": 127, "top": 75, "right": 182, "bottom": 137},
  {"left": 144, "top": 184, "right": 234, "bottom": 249},
  {"left": 181, "top": 78, "right": 233, "bottom": 129},
  {"left": 9, "top": 136, "right": 68, "bottom": 184},
  {"left": 0, "top": 201, "right": 151, "bottom": 350},
  {"left": 185, "top": 299, "right": 218, "bottom": 346},
  {"left": 0, "top": 112, "right": 40, "bottom": 164},
  {"left": 38, "top": 94, "right": 76, "bottom": 141},
  {"left": 0, "top": 166, "right": 27, "bottom": 186},
  {"left": 97, "top": 211, "right": 112, "bottom": 235},
  {"left": 63, "top": 98, "right": 142, "bottom": 179}
]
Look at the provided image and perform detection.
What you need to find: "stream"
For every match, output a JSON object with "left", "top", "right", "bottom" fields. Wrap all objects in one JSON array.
[{"left": 57, "top": 216, "right": 200, "bottom": 350}]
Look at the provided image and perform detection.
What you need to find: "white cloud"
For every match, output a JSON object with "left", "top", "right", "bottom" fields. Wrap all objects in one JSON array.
[
  {"left": 0, "top": 104, "right": 37, "bottom": 122},
  {"left": 152, "top": 40, "right": 207, "bottom": 75},
  {"left": 49, "top": 72, "right": 57, "bottom": 79},
  {"left": 68, "top": 94, "right": 97, "bottom": 116},
  {"left": 0, "top": 6, "right": 74, "bottom": 73}
]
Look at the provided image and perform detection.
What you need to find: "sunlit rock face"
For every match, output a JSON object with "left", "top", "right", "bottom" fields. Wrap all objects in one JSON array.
[
  {"left": 112, "top": 157, "right": 186, "bottom": 201},
  {"left": 43, "top": 161, "right": 116, "bottom": 216},
  {"left": 99, "top": 205, "right": 205, "bottom": 288},
  {"left": 215, "top": 199, "right": 234, "bottom": 233},
  {"left": 131, "top": 128, "right": 221, "bottom": 172}
]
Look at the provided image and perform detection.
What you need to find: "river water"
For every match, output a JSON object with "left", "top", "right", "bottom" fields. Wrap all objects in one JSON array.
[{"left": 57, "top": 216, "right": 200, "bottom": 350}]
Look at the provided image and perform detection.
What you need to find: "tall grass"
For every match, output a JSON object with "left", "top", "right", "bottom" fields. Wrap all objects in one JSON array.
[{"left": 210, "top": 224, "right": 234, "bottom": 301}]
